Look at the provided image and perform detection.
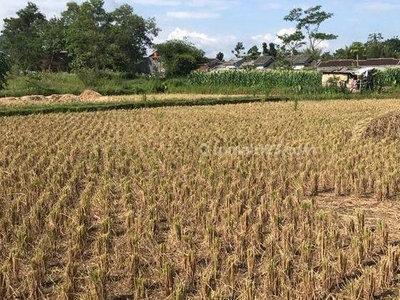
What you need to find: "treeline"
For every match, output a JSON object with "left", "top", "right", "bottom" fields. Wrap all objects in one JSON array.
[
  {"left": 327, "top": 33, "right": 400, "bottom": 60},
  {"left": 0, "top": 0, "right": 159, "bottom": 73}
]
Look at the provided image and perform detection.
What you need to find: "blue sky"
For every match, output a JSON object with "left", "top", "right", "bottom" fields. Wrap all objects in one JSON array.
[{"left": 1, "top": 0, "right": 400, "bottom": 59}]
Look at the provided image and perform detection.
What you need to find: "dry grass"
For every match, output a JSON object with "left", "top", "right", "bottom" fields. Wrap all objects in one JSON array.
[
  {"left": 362, "top": 110, "right": 400, "bottom": 141},
  {"left": 0, "top": 99, "right": 400, "bottom": 299},
  {"left": 0, "top": 92, "right": 249, "bottom": 108}
]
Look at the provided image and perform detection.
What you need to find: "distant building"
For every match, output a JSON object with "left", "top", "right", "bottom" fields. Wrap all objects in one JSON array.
[
  {"left": 317, "top": 58, "right": 400, "bottom": 72},
  {"left": 253, "top": 56, "right": 275, "bottom": 70},
  {"left": 198, "top": 58, "right": 223, "bottom": 71},
  {"left": 291, "top": 54, "right": 314, "bottom": 70},
  {"left": 134, "top": 51, "right": 164, "bottom": 76},
  {"left": 220, "top": 58, "right": 245, "bottom": 70}
]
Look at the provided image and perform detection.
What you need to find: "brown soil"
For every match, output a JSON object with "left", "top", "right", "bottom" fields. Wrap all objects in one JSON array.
[{"left": 317, "top": 193, "right": 400, "bottom": 244}]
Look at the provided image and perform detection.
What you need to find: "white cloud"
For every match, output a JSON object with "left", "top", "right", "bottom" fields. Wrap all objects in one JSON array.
[
  {"left": 251, "top": 33, "right": 275, "bottom": 44},
  {"left": 167, "top": 27, "right": 217, "bottom": 45},
  {"left": 161, "top": 27, "right": 237, "bottom": 58},
  {"left": 185, "top": 0, "right": 241, "bottom": 10},
  {"left": 276, "top": 27, "right": 296, "bottom": 37},
  {"left": 129, "top": 0, "right": 181, "bottom": 6},
  {"left": 360, "top": 1, "right": 400, "bottom": 11},
  {"left": 252, "top": 27, "right": 296, "bottom": 45},
  {"left": 166, "top": 11, "right": 219, "bottom": 19},
  {"left": 316, "top": 40, "right": 330, "bottom": 51},
  {"left": 259, "top": 1, "right": 284, "bottom": 10}
]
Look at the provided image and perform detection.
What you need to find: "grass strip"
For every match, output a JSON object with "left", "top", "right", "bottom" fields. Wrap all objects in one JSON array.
[{"left": 0, "top": 96, "right": 289, "bottom": 117}]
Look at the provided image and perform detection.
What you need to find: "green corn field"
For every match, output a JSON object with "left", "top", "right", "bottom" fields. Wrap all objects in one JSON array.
[{"left": 188, "top": 70, "right": 323, "bottom": 89}]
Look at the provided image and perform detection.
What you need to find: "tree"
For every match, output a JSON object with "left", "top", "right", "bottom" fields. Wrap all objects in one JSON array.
[
  {"left": 232, "top": 42, "right": 245, "bottom": 58},
  {"left": 109, "top": 4, "right": 159, "bottom": 71},
  {"left": 247, "top": 45, "right": 260, "bottom": 59},
  {"left": 0, "top": 51, "right": 10, "bottom": 89},
  {"left": 155, "top": 39, "right": 205, "bottom": 77},
  {"left": 61, "top": 0, "right": 109, "bottom": 70},
  {"left": 39, "top": 17, "right": 68, "bottom": 71},
  {"left": 216, "top": 52, "right": 224, "bottom": 61},
  {"left": 1, "top": 2, "right": 47, "bottom": 72},
  {"left": 278, "top": 30, "right": 306, "bottom": 66},
  {"left": 365, "top": 33, "right": 384, "bottom": 58},
  {"left": 262, "top": 42, "right": 268, "bottom": 55},
  {"left": 283, "top": 5, "right": 337, "bottom": 57},
  {"left": 61, "top": 0, "right": 159, "bottom": 71},
  {"left": 268, "top": 43, "right": 278, "bottom": 57},
  {"left": 383, "top": 36, "right": 400, "bottom": 58},
  {"left": 349, "top": 42, "right": 366, "bottom": 61}
]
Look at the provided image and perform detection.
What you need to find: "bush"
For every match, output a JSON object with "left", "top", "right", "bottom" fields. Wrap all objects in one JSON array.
[
  {"left": 149, "top": 79, "right": 167, "bottom": 93},
  {"left": 76, "top": 68, "right": 104, "bottom": 88},
  {"left": 0, "top": 52, "right": 11, "bottom": 90}
]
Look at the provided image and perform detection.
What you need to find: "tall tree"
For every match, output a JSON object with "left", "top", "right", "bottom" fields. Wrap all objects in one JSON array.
[
  {"left": 283, "top": 5, "right": 337, "bottom": 57},
  {"left": 268, "top": 43, "right": 278, "bottom": 57},
  {"left": 155, "top": 39, "right": 205, "bottom": 77},
  {"left": 232, "top": 42, "right": 245, "bottom": 58},
  {"left": 247, "top": 45, "right": 260, "bottom": 59},
  {"left": 1, "top": 2, "right": 47, "bottom": 72},
  {"left": 262, "top": 42, "right": 268, "bottom": 55},
  {"left": 61, "top": 0, "right": 159, "bottom": 71},
  {"left": 383, "top": 36, "right": 400, "bottom": 58},
  {"left": 216, "top": 52, "right": 224, "bottom": 61},
  {"left": 278, "top": 30, "right": 306, "bottom": 65},
  {"left": 365, "top": 33, "right": 384, "bottom": 58},
  {"left": 109, "top": 4, "right": 159, "bottom": 71},
  {"left": 62, "top": 0, "right": 112, "bottom": 70},
  {"left": 39, "top": 18, "right": 68, "bottom": 71}
]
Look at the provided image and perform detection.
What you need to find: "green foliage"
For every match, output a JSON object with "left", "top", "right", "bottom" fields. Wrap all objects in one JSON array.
[
  {"left": 278, "top": 30, "right": 306, "bottom": 58},
  {"left": 1, "top": 1, "right": 159, "bottom": 73},
  {"left": 0, "top": 52, "right": 10, "bottom": 89},
  {"left": 334, "top": 34, "right": 400, "bottom": 59},
  {"left": 1, "top": 2, "right": 46, "bottom": 72},
  {"left": 283, "top": 5, "right": 337, "bottom": 56},
  {"left": 155, "top": 39, "right": 205, "bottom": 77},
  {"left": 75, "top": 68, "right": 104, "bottom": 88},
  {"left": 216, "top": 52, "right": 224, "bottom": 61},
  {"left": 188, "top": 70, "right": 322, "bottom": 90},
  {"left": 375, "top": 69, "right": 400, "bottom": 90},
  {"left": 232, "top": 42, "right": 245, "bottom": 58},
  {"left": 149, "top": 79, "right": 167, "bottom": 93}
]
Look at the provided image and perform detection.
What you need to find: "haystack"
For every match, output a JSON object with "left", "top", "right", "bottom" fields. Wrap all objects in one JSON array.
[
  {"left": 79, "top": 89, "right": 102, "bottom": 101},
  {"left": 20, "top": 95, "right": 45, "bottom": 101},
  {"left": 360, "top": 111, "right": 400, "bottom": 140},
  {"left": 59, "top": 94, "right": 80, "bottom": 102}
]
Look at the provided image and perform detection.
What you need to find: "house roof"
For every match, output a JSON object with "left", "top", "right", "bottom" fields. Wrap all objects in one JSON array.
[
  {"left": 359, "top": 58, "right": 400, "bottom": 66},
  {"left": 292, "top": 54, "right": 313, "bottom": 65},
  {"left": 223, "top": 58, "right": 244, "bottom": 66},
  {"left": 253, "top": 56, "right": 274, "bottom": 66},
  {"left": 204, "top": 58, "right": 222, "bottom": 68},
  {"left": 318, "top": 58, "right": 400, "bottom": 69}
]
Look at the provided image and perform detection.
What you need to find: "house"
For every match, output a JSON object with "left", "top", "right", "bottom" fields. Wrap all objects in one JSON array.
[
  {"left": 241, "top": 60, "right": 256, "bottom": 69},
  {"left": 317, "top": 58, "right": 400, "bottom": 72},
  {"left": 198, "top": 58, "right": 223, "bottom": 71},
  {"left": 221, "top": 58, "right": 245, "bottom": 70},
  {"left": 321, "top": 67, "right": 375, "bottom": 91},
  {"left": 134, "top": 56, "right": 163, "bottom": 76},
  {"left": 253, "top": 56, "right": 275, "bottom": 70},
  {"left": 291, "top": 54, "right": 314, "bottom": 70}
]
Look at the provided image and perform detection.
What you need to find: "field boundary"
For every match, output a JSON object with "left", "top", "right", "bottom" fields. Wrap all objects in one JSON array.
[{"left": 0, "top": 96, "right": 290, "bottom": 117}]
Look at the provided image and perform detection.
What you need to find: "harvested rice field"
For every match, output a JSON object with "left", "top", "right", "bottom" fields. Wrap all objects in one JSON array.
[{"left": 0, "top": 99, "right": 400, "bottom": 299}]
